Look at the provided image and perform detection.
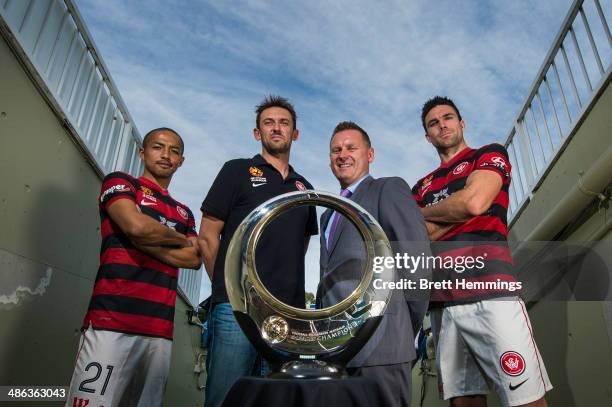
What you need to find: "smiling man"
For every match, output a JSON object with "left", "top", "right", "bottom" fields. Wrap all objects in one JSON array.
[
  {"left": 412, "top": 96, "right": 552, "bottom": 407},
  {"left": 66, "top": 128, "right": 201, "bottom": 407},
  {"left": 318, "top": 121, "right": 430, "bottom": 407},
  {"left": 198, "top": 95, "right": 318, "bottom": 407}
]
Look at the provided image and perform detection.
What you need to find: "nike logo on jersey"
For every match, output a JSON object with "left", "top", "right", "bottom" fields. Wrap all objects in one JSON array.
[
  {"left": 140, "top": 199, "right": 156, "bottom": 206},
  {"left": 252, "top": 183, "right": 266, "bottom": 187},
  {"left": 509, "top": 378, "right": 528, "bottom": 391}
]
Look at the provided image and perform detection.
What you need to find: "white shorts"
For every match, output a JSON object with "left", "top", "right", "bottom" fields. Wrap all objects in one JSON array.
[
  {"left": 430, "top": 298, "right": 552, "bottom": 407},
  {"left": 65, "top": 326, "right": 172, "bottom": 407}
]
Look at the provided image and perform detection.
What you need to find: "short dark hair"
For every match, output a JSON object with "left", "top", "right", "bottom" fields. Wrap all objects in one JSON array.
[
  {"left": 255, "top": 95, "right": 297, "bottom": 130},
  {"left": 421, "top": 96, "right": 462, "bottom": 130},
  {"left": 142, "top": 127, "right": 184, "bottom": 154},
  {"left": 331, "top": 121, "right": 371, "bottom": 148}
]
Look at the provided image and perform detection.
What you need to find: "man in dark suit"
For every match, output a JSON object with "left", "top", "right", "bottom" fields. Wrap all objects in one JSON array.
[{"left": 318, "top": 121, "right": 431, "bottom": 407}]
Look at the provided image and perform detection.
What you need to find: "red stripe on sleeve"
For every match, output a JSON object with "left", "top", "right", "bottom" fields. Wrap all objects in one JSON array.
[
  {"left": 101, "top": 218, "right": 122, "bottom": 239},
  {"left": 100, "top": 176, "right": 136, "bottom": 211},
  {"left": 475, "top": 151, "right": 511, "bottom": 180},
  {"left": 493, "top": 190, "right": 509, "bottom": 207}
]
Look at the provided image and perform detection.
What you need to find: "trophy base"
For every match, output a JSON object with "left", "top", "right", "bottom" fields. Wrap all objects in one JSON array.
[{"left": 268, "top": 360, "right": 348, "bottom": 380}]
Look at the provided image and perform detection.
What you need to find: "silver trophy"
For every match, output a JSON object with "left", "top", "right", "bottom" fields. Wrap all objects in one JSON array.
[{"left": 225, "top": 190, "right": 395, "bottom": 378}]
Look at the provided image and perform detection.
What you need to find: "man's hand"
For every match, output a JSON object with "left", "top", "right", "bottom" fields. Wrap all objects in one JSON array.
[
  {"left": 425, "top": 221, "right": 456, "bottom": 241},
  {"left": 198, "top": 215, "right": 225, "bottom": 280}
]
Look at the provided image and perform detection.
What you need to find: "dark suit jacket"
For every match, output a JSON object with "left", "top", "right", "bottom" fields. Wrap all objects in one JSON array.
[{"left": 318, "top": 176, "right": 430, "bottom": 367}]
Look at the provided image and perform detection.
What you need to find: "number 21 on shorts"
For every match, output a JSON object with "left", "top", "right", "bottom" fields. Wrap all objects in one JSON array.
[{"left": 78, "top": 362, "right": 114, "bottom": 395}]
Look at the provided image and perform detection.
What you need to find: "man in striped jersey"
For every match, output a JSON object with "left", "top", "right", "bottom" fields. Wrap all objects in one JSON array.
[
  {"left": 412, "top": 97, "right": 552, "bottom": 407},
  {"left": 66, "top": 128, "right": 201, "bottom": 407}
]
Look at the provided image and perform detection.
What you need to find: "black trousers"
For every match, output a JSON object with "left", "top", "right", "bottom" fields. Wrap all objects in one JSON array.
[{"left": 347, "top": 362, "right": 413, "bottom": 407}]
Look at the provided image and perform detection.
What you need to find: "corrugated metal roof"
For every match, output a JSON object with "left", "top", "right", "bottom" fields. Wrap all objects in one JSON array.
[{"left": 178, "top": 267, "right": 202, "bottom": 309}]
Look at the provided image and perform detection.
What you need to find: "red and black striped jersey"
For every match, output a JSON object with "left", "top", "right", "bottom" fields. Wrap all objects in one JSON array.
[
  {"left": 412, "top": 144, "right": 517, "bottom": 303},
  {"left": 83, "top": 172, "right": 197, "bottom": 339}
]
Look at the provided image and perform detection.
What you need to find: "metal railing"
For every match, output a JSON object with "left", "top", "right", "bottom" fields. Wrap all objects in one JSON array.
[
  {"left": 504, "top": 0, "right": 612, "bottom": 223},
  {"left": 178, "top": 267, "right": 203, "bottom": 309},
  {"left": 0, "top": 0, "right": 143, "bottom": 176}
]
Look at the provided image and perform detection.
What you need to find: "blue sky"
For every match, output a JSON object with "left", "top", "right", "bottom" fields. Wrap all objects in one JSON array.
[{"left": 76, "top": 0, "right": 578, "bottom": 300}]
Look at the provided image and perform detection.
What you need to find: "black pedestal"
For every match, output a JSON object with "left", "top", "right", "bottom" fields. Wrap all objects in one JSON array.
[{"left": 221, "top": 376, "right": 386, "bottom": 407}]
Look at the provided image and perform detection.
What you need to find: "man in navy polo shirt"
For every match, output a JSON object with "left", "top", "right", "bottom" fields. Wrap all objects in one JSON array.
[{"left": 198, "top": 95, "right": 318, "bottom": 407}]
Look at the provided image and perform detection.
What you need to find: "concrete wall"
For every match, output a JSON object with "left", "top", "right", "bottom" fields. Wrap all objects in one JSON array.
[
  {"left": 0, "top": 32, "right": 204, "bottom": 407},
  {"left": 0, "top": 29, "right": 101, "bottom": 390}
]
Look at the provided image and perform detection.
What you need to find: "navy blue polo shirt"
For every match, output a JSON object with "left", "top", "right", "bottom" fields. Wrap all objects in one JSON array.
[{"left": 201, "top": 154, "right": 318, "bottom": 308}]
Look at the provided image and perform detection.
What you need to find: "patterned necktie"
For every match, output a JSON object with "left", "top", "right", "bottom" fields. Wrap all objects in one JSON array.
[{"left": 327, "top": 188, "right": 353, "bottom": 251}]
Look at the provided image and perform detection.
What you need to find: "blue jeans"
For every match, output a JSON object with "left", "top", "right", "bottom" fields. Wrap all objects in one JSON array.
[{"left": 204, "top": 303, "right": 261, "bottom": 407}]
